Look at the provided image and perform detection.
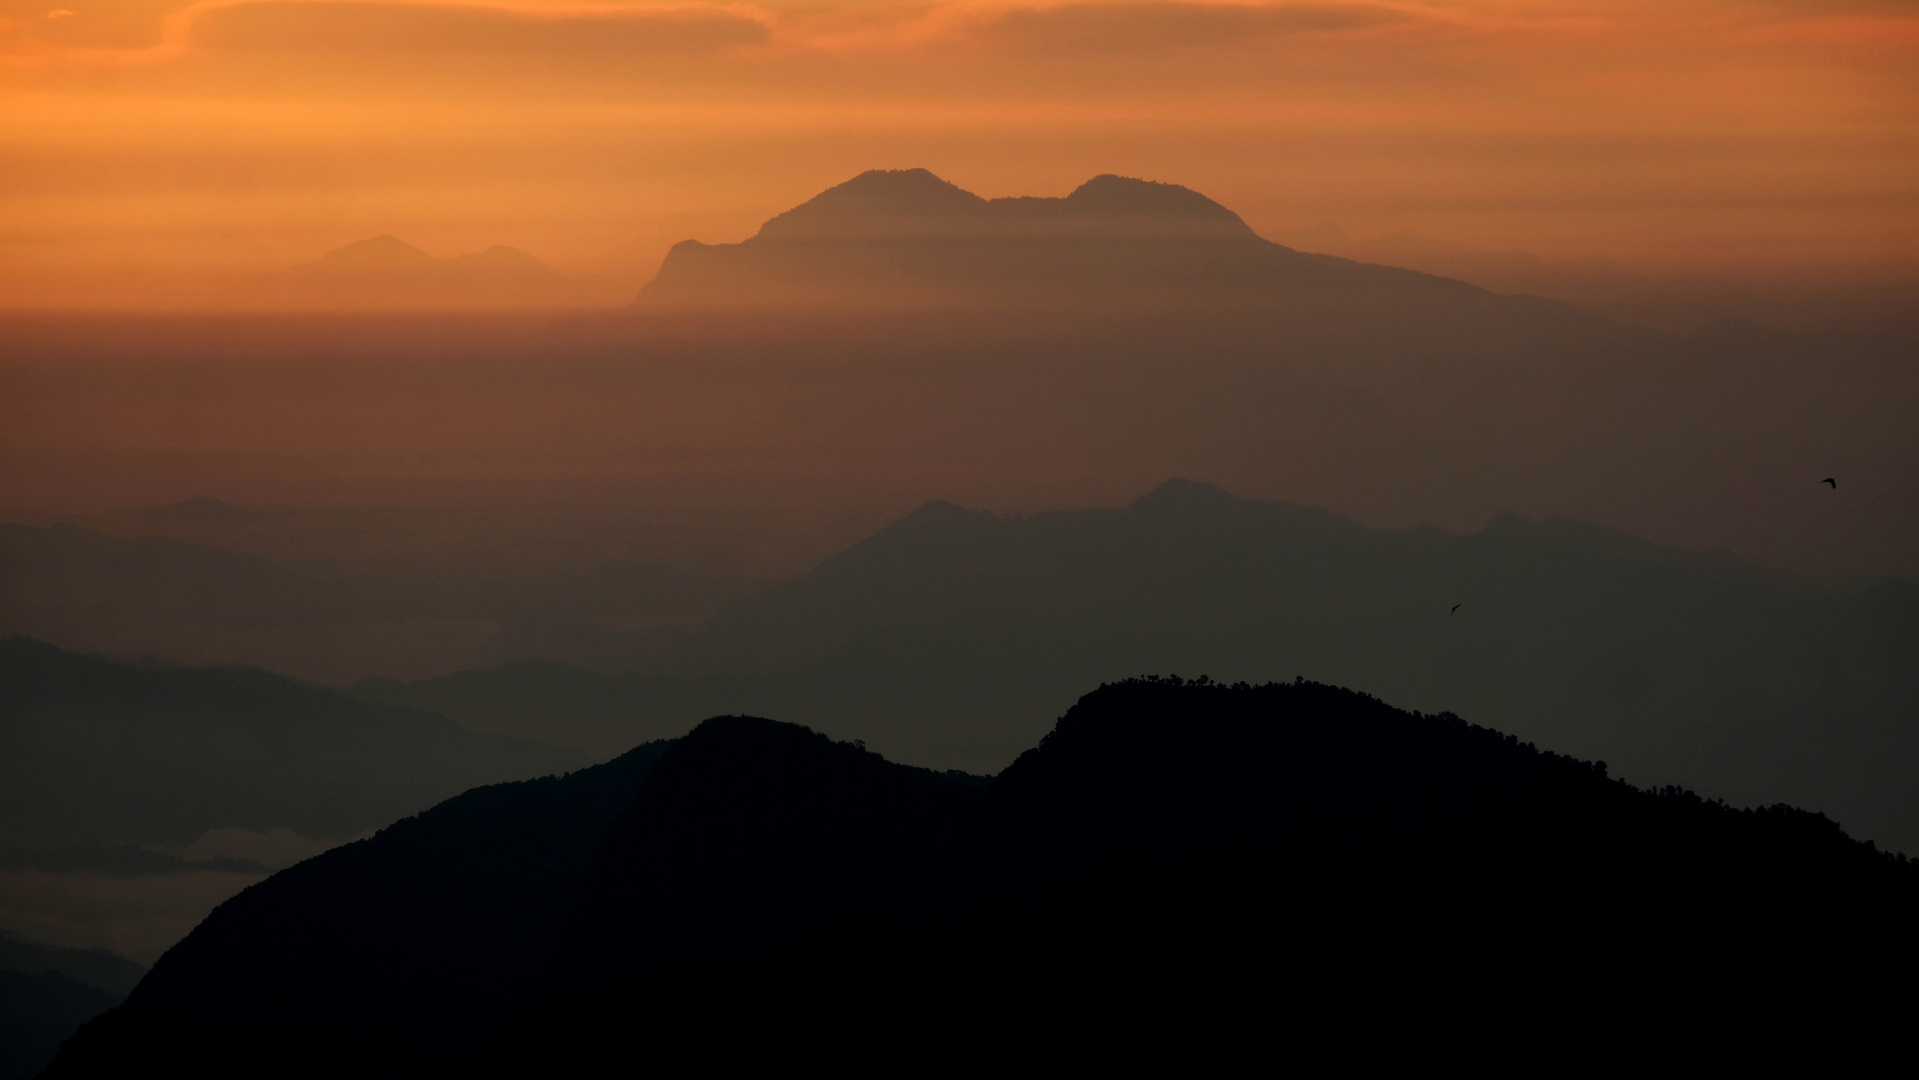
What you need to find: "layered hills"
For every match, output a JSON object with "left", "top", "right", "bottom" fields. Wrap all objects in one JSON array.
[
  {"left": 638, "top": 168, "right": 1478, "bottom": 309},
  {"left": 0, "top": 507, "right": 758, "bottom": 685},
  {"left": 0, "top": 636, "right": 588, "bottom": 850},
  {"left": 363, "top": 479, "right": 1919, "bottom": 853},
  {"left": 46, "top": 679, "right": 1919, "bottom": 1075},
  {"left": 0, "top": 935, "right": 143, "bottom": 1080}
]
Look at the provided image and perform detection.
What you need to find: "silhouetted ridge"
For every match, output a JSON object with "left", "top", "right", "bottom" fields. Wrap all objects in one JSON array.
[
  {"left": 43, "top": 741, "right": 673, "bottom": 1079},
  {"left": 49, "top": 678, "right": 1912, "bottom": 1074},
  {"left": 491, "top": 678, "right": 1919, "bottom": 1060},
  {"left": 548, "top": 716, "right": 984, "bottom": 1000}
]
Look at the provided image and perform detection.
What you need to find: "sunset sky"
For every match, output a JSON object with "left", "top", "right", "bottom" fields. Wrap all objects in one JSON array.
[{"left": 3, "top": 0, "right": 1917, "bottom": 306}]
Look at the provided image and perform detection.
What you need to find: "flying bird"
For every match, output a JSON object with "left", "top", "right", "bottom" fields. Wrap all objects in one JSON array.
[
  {"left": 1450, "top": 603, "right": 1462, "bottom": 615},
  {"left": 1821, "top": 477, "right": 1837, "bottom": 488}
]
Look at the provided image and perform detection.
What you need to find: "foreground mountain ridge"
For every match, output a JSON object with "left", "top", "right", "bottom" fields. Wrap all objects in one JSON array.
[{"left": 47, "top": 677, "right": 1918, "bottom": 1074}]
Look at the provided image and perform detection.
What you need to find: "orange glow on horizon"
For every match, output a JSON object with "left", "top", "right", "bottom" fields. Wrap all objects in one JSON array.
[{"left": 3, "top": 0, "right": 1915, "bottom": 308}]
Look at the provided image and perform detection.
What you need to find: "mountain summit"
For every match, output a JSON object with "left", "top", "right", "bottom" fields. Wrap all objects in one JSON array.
[
  {"left": 638, "top": 169, "right": 1464, "bottom": 308},
  {"left": 274, "top": 236, "right": 572, "bottom": 309},
  {"left": 43, "top": 679, "right": 1919, "bottom": 1074},
  {"left": 750, "top": 169, "right": 1255, "bottom": 243}
]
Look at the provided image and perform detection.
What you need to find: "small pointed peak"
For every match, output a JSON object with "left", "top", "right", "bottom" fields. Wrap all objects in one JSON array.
[
  {"left": 755, "top": 169, "right": 988, "bottom": 241},
  {"left": 897, "top": 498, "right": 977, "bottom": 521},
  {"left": 818, "top": 498, "right": 1001, "bottom": 574},
  {"left": 314, "top": 235, "right": 436, "bottom": 267},
  {"left": 875, "top": 499, "right": 1002, "bottom": 538},
  {"left": 1129, "top": 478, "right": 1242, "bottom": 513},
  {"left": 1481, "top": 510, "right": 1536, "bottom": 534}
]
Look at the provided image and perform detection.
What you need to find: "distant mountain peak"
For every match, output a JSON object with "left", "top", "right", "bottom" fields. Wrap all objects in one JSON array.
[
  {"left": 1129, "top": 478, "right": 1243, "bottom": 513},
  {"left": 640, "top": 168, "right": 1468, "bottom": 307},
  {"left": 314, "top": 234, "right": 437, "bottom": 268},
  {"left": 755, "top": 168, "right": 990, "bottom": 242},
  {"left": 808, "top": 168, "right": 985, "bottom": 211},
  {"left": 280, "top": 235, "right": 571, "bottom": 307}
]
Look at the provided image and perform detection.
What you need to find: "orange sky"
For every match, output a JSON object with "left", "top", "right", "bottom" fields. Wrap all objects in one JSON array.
[{"left": 3, "top": 0, "right": 1917, "bottom": 307}]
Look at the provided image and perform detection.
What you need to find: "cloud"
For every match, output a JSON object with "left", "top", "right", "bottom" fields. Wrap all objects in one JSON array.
[
  {"left": 190, "top": 1, "right": 772, "bottom": 57},
  {"left": 960, "top": 2, "right": 1411, "bottom": 53}
]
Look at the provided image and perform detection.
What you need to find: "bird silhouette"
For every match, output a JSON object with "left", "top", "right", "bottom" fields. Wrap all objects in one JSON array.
[
  {"left": 1822, "top": 477, "right": 1837, "bottom": 488},
  {"left": 1450, "top": 603, "right": 1462, "bottom": 615}
]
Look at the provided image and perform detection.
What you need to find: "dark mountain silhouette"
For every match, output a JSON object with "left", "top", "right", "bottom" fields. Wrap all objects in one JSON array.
[
  {"left": 42, "top": 741, "right": 671, "bottom": 1077},
  {"left": 0, "top": 934, "right": 142, "bottom": 1080},
  {"left": 272, "top": 235, "right": 575, "bottom": 309},
  {"left": 0, "top": 636, "right": 588, "bottom": 849},
  {"left": 363, "top": 479, "right": 1919, "bottom": 852},
  {"left": 638, "top": 168, "right": 1482, "bottom": 309},
  {"left": 47, "top": 679, "right": 1918, "bottom": 1074}
]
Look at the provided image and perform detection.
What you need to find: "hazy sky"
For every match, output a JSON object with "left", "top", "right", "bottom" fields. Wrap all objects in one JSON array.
[{"left": 3, "top": 0, "right": 1916, "bottom": 305}]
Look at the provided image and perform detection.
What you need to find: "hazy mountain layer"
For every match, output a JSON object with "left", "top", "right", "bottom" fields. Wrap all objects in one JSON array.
[
  {"left": 0, "top": 508, "right": 784, "bottom": 684},
  {"left": 7, "top": 282, "right": 1913, "bottom": 585},
  {"left": 0, "top": 934, "right": 144, "bottom": 999},
  {"left": 268, "top": 236, "right": 579, "bottom": 310},
  {"left": 0, "top": 636, "right": 590, "bottom": 850},
  {"left": 363, "top": 480, "right": 1919, "bottom": 852},
  {"left": 0, "top": 933, "right": 144, "bottom": 1080},
  {"left": 47, "top": 680, "right": 1917, "bottom": 1075}
]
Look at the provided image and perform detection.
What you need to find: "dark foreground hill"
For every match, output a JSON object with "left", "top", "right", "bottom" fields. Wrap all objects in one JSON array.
[
  {"left": 0, "top": 636, "right": 589, "bottom": 849},
  {"left": 49, "top": 679, "right": 1918, "bottom": 1074},
  {"left": 42, "top": 742, "right": 672, "bottom": 1078}
]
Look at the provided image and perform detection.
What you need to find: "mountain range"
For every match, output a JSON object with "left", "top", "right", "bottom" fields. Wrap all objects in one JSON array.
[
  {"left": 0, "top": 506, "right": 756, "bottom": 684},
  {"left": 0, "top": 635, "right": 588, "bottom": 851},
  {"left": 43, "top": 679, "right": 1919, "bottom": 1074},
  {"left": 360, "top": 479, "right": 1919, "bottom": 853},
  {"left": 0, "top": 934, "right": 143, "bottom": 1080}
]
